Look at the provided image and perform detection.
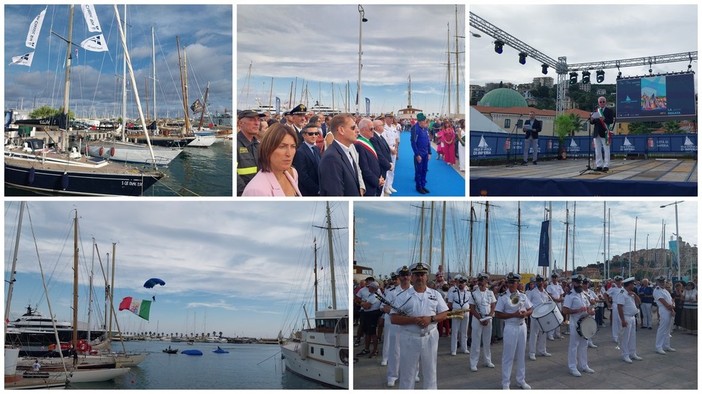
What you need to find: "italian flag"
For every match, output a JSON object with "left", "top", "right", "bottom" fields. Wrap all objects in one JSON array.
[{"left": 119, "top": 297, "right": 152, "bottom": 320}]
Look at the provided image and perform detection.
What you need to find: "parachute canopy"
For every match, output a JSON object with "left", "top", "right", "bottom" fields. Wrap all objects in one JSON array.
[{"left": 143, "top": 278, "right": 166, "bottom": 288}]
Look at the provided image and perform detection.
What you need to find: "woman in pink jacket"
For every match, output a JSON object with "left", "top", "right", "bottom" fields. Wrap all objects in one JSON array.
[{"left": 242, "top": 123, "right": 302, "bottom": 197}]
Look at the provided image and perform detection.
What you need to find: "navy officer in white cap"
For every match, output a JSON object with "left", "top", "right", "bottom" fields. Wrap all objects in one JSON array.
[
  {"left": 495, "top": 272, "right": 533, "bottom": 390},
  {"left": 562, "top": 274, "right": 596, "bottom": 376},
  {"left": 615, "top": 276, "right": 643, "bottom": 363},
  {"left": 390, "top": 262, "right": 449, "bottom": 389}
]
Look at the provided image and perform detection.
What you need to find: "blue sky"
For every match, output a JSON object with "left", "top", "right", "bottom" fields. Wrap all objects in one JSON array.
[
  {"left": 4, "top": 201, "right": 349, "bottom": 339},
  {"left": 237, "top": 4, "right": 465, "bottom": 117},
  {"left": 470, "top": 4, "right": 697, "bottom": 86},
  {"left": 4, "top": 5, "right": 232, "bottom": 120},
  {"left": 354, "top": 200, "right": 698, "bottom": 280}
]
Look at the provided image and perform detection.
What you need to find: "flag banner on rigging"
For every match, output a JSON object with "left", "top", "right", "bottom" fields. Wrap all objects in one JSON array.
[
  {"left": 25, "top": 8, "right": 46, "bottom": 49},
  {"left": 669, "top": 239, "right": 679, "bottom": 269},
  {"left": 538, "top": 220, "right": 550, "bottom": 267},
  {"left": 80, "top": 34, "right": 108, "bottom": 52},
  {"left": 190, "top": 99, "right": 204, "bottom": 113},
  {"left": 119, "top": 297, "right": 152, "bottom": 320},
  {"left": 365, "top": 97, "right": 370, "bottom": 116},
  {"left": 275, "top": 97, "right": 281, "bottom": 114},
  {"left": 11, "top": 52, "right": 34, "bottom": 67},
  {"left": 81, "top": 5, "right": 103, "bottom": 33}
]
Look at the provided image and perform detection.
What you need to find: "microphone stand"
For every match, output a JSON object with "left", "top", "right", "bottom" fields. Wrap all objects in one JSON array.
[
  {"left": 506, "top": 116, "right": 523, "bottom": 168},
  {"left": 579, "top": 111, "right": 596, "bottom": 175}
]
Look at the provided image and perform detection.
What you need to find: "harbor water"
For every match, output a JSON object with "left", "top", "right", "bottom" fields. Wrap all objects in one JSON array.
[
  {"left": 5, "top": 141, "right": 233, "bottom": 197},
  {"left": 68, "top": 340, "right": 325, "bottom": 389}
]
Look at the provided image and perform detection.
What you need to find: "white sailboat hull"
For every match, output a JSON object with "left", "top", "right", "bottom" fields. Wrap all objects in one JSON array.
[
  {"left": 280, "top": 343, "right": 348, "bottom": 389},
  {"left": 187, "top": 131, "right": 217, "bottom": 147},
  {"left": 61, "top": 367, "right": 130, "bottom": 383},
  {"left": 85, "top": 141, "right": 182, "bottom": 166}
]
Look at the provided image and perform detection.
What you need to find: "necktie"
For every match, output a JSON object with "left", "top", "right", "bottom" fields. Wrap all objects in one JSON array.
[{"left": 311, "top": 145, "right": 321, "bottom": 163}]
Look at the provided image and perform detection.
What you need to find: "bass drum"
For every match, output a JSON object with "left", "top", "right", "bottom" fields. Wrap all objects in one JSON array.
[
  {"left": 576, "top": 316, "right": 598, "bottom": 339},
  {"left": 531, "top": 301, "right": 564, "bottom": 333}
]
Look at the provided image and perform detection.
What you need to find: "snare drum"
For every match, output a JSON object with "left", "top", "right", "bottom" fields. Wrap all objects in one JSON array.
[
  {"left": 531, "top": 301, "right": 564, "bottom": 333},
  {"left": 576, "top": 316, "right": 598, "bottom": 339}
]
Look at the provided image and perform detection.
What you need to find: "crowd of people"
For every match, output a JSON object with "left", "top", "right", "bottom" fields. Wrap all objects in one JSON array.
[
  {"left": 353, "top": 267, "right": 696, "bottom": 389},
  {"left": 236, "top": 104, "right": 464, "bottom": 196}
]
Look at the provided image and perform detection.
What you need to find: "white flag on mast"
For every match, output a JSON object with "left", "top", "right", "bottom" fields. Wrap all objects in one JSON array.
[
  {"left": 11, "top": 52, "right": 35, "bottom": 67},
  {"left": 26, "top": 8, "right": 46, "bottom": 49},
  {"left": 80, "top": 34, "right": 109, "bottom": 52},
  {"left": 81, "top": 5, "right": 103, "bottom": 33}
]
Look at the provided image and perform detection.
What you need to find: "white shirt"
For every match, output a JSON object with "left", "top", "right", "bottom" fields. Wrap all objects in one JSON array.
[
  {"left": 496, "top": 290, "right": 533, "bottom": 325},
  {"left": 615, "top": 289, "right": 639, "bottom": 316},
  {"left": 392, "top": 287, "right": 449, "bottom": 335},
  {"left": 527, "top": 287, "right": 551, "bottom": 309},
  {"left": 564, "top": 289, "right": 590, "bottom": 321},
  {"left": 653, "top": 286, "right": 673, "bottom": 309},
  {"left": 546, "top": 282, "right": 564, "bottom": 303},
  {"left": 469, "top": 287, "right": 497, "bottom": 317},
  {"left": 362, "top": 289, "right": 382, "bottom": 312},
  {"left": 383, "top": 125, "right": 398, "bottom": 150},
  {"left": 448, "top": 286, "right": 473, "bottom": 311}
]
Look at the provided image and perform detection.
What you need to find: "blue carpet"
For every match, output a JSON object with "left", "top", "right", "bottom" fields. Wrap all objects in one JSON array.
[{"left": 390, "top": 131, "right": 465, "bottom": 197}]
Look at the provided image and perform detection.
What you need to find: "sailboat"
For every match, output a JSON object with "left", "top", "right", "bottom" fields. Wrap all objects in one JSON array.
[
  {"left": 279, "top": 203, "right": 349, "bottom": 388},
  {"left": 5, "top": 5, "right": 164, "bottom": 196}
]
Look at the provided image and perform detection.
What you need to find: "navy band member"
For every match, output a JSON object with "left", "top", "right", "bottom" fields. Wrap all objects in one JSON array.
[{"left": 495, "top": 272, "right": 533, "bottom": 390}]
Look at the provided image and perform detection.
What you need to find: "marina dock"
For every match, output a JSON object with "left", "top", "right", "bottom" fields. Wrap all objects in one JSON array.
[{"left": 353, "top": 321, "right": 697, "bottom": 389}]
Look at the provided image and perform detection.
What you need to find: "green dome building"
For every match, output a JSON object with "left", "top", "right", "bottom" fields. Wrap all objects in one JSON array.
[{"left": 477, "top": 88, "right": 528, "bottom": 108}]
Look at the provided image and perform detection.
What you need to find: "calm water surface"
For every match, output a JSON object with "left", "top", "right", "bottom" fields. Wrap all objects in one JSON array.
[{"left": 69, "top": 341, "right": 326, "bottom": 390}]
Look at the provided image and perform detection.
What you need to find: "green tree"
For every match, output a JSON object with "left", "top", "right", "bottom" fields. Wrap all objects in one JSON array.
[
  {"left": 28, "top": 105, "right": 75, "bottom": 120},
  {"left": 554, "top": 113, "right": 583, "bottom": 141},
  {"left": 662, "top": 121, "right": 682, "bottom": 134}
]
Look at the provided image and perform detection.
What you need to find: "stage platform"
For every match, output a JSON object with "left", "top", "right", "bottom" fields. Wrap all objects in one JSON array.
[{"left": 470, "top": 158, "right": 697, "bottom": 196}]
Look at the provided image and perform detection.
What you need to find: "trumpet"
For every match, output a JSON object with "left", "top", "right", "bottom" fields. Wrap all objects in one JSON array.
[{"left": 446, "top": 309, "right": 466, "bottom": 320}]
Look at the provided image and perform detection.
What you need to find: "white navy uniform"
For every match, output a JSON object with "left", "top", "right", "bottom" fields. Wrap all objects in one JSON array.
[
  {"left": 527, "top": 287, "right": 551, "bottom": 357},
  {"left": 383, "top": 285, "right": 410, "bottom": 386},
  {"left": 614, "top": 289, "right": 639, "bottom": 359},
  {"left": 607, "top": 285, "right": 623, "bottom": 342},
  {"left": 653, "top": 285, "right": 675, "bottom": 352},
  {"left": 448, "top": 286, "right": 472, "bottom": 355},
  {"left": 381, "top": 285, "right": 396, "bottom": 365},
  {"left": 495, "top": 290, "right": 533, "bottom": 388},
  {"left": 546, "top": 282, "right": 564, "bottom": 339},
  {"left": 563, "top": 289, "right": 592, "bottom": 372},
  {"left": 469, "top": 287, "right": 497, "bottom": 369},
  {"left": 393, "top": 286, "right": 448, "bottom": 389},
  {"left": 382, "top": 124, "right": 398, "bottom": 192},
  {"left": 584, "top": 288, "right": 599, "bottom": 347}
]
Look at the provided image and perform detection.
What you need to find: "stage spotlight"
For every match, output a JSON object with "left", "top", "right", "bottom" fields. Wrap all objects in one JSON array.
[
  {"left": 569, "top": 72, "right": 578, "bottom": 85},
  {"left": 581, "top": 70, "right": 591, "bottom": 84},
  {"left": 494, "top": 40, "right": 504, "bottom": 54},
  {"left": 541, "top": 64, "right": 548, "bottom": 75},
  {"left": 518, "top": 52, "right": 527, "bottom": 65},
  {"left": 596, "top": 70, "right": 605, "bottom": 83}
]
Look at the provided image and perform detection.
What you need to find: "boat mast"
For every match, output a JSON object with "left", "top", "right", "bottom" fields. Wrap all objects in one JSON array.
[
  {"left": 72, "top": 210, "right": 79, "bottom": 350},
  {"left": 428, "top": 202, "right": 435, "bottom": 273},
  {"left": 109, "top": 243, "right": 116, "bottom": 341},
  {"left": 152, "top": 26, "right": 157, "bottom": 123},
  {"left": 313, "top": 238, "right": 319, "bottom": 312},
  {"left": 5, "top": 202, "right": 25, "bottom": 323},
  {"left": 484, "top": 202, "right": 489, "bottom": 274},
  {"left": 418, "top": 201, "right": 425, "bottom": 265},
  {"left": 572, "top": 202, "right": 576, "bottom": 274},
  {"left": 268, "top": 77, "right": 274, "bottom": 109},
  {"left": 121, "top": 5, "right": 127, "bottom": 141},
  {"left": 469, "top": 203, "right": 474, "bottom": 276},
  {"left": 564, "top": 202, "right": 569, "bottom": 274},
  {"left": 517, "top": 202, "right": 521, "bottom": 274},
  {"left": 454, "top": 5, "right": 460, "bottom": 116},
  {"left": 87, "top": 238, "right": 96, "bottom": 344},
  {"left": 447, "top": 22, "right": 451, "bottom": 117},
  {"left": 62, "top": 5, "right": 75, "bottom": 137},
  {"left": 440, "top": 202, "right": 446, "bottom": 277},
  {"left": 176, "top": 36, "right": 191, "bottom": 133},
  {"left": 325, "top": 203, "right": 337, "bottom": 309}
]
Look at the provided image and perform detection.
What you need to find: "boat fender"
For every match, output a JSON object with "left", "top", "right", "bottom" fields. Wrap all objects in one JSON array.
[
  {"left": 27, "top": 168, "right": 35, "bottom": 185},
  {"left": 60, "top": 172, "right": 69, "bottom": 190},
  {"left": 298, "top": 342, "right": 308, "bottom": 360},
  {"left": 77, "top": 340, "right": 91, "bottom": 353},
  {"left": 99, "top": 147, "right": 104, "bottom": 156},
  {"left": 335, "top": 366, "right": 345, "bottom": 384},
  {"left": 110, "top": 147, "right": 116, "bottom": 157}
]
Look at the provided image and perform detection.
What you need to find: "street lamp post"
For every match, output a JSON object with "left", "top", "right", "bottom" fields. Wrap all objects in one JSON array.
[
  {"left": 357, "top": 5, "right": 368, "bottom": 115},
  {"left": 660, "top": 201, "right": 683, "bottom": 281}
]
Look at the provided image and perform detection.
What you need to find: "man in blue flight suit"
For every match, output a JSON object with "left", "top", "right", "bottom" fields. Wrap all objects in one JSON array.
[{"left": 410, "top": 113, "right": 431, "bottom": 194}]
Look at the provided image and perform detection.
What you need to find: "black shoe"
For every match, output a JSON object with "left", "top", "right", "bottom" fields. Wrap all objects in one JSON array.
[
  {"left": 603, "top": 167, "right": 609, "bottom": 172},
  {"left": 417, "top": 187, "right": 428, "bottom": 194},
  {"left": 357, "top": 349, "right": 370, "bottom": 356},
  {"left": 521, "top": 161, "right": 528, "bottom": 166},
  {"left": 533, "top": 161, "right": 538, "bottom": 165},
  {"left": 422, "top": 187, "right": 430, "bottom": 193},
  {"left": 595, "top": 167, "right": 603, "bottom": 171}
]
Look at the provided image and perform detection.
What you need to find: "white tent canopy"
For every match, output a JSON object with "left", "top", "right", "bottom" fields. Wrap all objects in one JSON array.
[{"left": 469, "top": 107, "right": 507, "bottom": 133}]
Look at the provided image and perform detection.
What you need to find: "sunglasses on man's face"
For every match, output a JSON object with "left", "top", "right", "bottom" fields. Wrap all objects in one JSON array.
[{"left": 306, "top": 132, "right": 319, "bottom": 136}]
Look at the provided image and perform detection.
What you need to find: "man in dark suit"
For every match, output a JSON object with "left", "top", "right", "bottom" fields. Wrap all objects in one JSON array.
[
  {"left": 522, "top": 110, "right": 542, "bottom": 165},
  {"left": 589, "top": 96, "right": 615, "bottom": 172},
  {"left": 355, "top": 118, "right": 384, "bottom": 197},
  {"left": 371, "top": 119, "right": 393, "bottom": 195},
  {"left": 319, "top": 114, "right": 362, "bottom": 196},
  {"left": 293, "top": 124, "right": 322, "bottom": 196}
]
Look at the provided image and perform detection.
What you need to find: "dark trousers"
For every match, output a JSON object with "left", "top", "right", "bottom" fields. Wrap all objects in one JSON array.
[{"left": 414, "top": 153, "right": 428, "bottom": 189}]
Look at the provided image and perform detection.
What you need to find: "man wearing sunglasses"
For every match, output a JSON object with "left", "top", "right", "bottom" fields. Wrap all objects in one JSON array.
[
  {"left": 319, "top": 114, "right": 362, "bottom": 196},
  {"left": 292, "top": 124, "right": 322, "bottom": 196}
]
